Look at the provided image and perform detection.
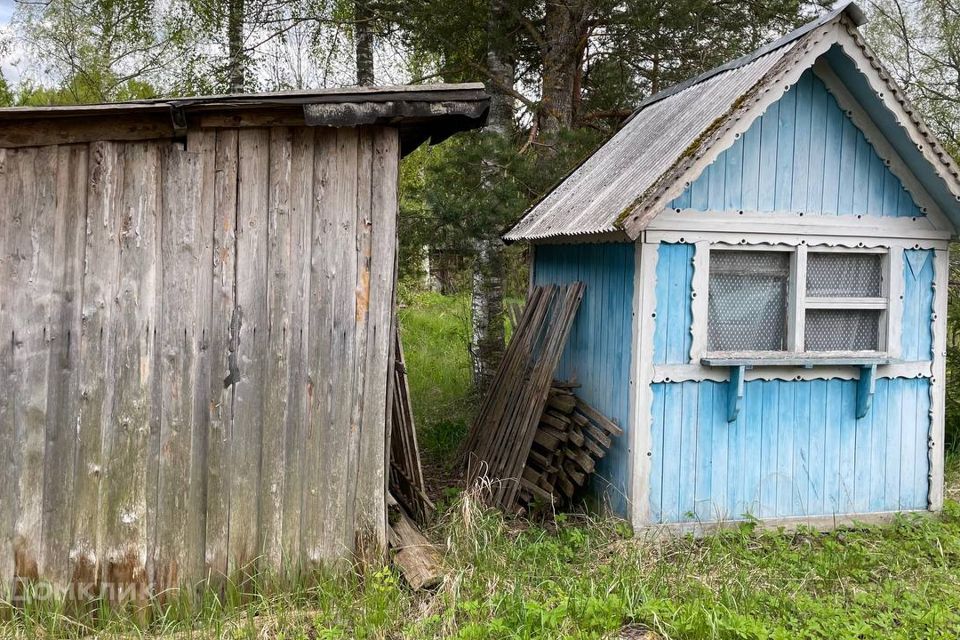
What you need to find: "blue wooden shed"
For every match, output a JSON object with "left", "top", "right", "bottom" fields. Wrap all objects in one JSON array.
[{"left": 505, "top": 3, "right": 960, "bottom": 531}]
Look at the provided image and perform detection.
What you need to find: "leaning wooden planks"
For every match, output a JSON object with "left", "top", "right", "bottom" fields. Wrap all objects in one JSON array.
[
  {"left": 518, "top": 383, "right": 624, "bottom": 507},
  {"left": 460, "top": 283, "right": 585, "bottom": 511},
  {"left": 389, "top": 329, "right": 433, "bottom": 523}
]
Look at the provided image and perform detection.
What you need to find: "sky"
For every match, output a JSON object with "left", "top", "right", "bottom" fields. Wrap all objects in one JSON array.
[
  {"left": 0, "top": 0, "right": 16, "bottom": 84},
  {"left": 0, "top": 0, "right": 436, "bottom": 95}
]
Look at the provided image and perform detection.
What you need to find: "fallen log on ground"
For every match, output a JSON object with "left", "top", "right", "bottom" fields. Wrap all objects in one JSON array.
[{"left": 388, "top": 500, "right": 443, "bottom": 591}]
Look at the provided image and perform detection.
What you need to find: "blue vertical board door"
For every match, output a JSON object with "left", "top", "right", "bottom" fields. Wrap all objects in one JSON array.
[
  {"left": 668, "top": 69, "right": 923, "bottom": 218},
  {"left": 534, "top": 243, "right": 635, "bottom": 514},
  {"left": 648, "top": 378, "right": 931, "bottom": 523}
]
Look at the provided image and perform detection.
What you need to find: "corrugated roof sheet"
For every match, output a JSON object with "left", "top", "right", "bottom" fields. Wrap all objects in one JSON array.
[{"left": 504, "top": 5, "right": 857, "bottom": 242}]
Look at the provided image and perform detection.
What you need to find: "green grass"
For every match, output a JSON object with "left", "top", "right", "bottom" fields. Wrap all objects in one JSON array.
[
  {"left": 9, "top": 470, "right": 960, "bottom": 639},
  {"left": 412, "top": 484, "right": 960, "bottom": 639},
  {"left": 396, "top": 290, "right": 521, "bottom": 467},
  {"left": 398, "top": 290, "right": 476, "bottom": 465},
  {"left": 5, "top": 293, "right": 960, "bottom": 639}
]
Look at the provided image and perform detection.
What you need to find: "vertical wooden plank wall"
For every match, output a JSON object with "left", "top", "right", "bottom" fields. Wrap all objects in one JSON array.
[
  {"left": 646, "top": 242, "right": 937, "bottom": 524},
  {"left": 41, "top": 146, "right": 88, "bottom": 590},
  {"left": 229, "top": 128, "right": 270, "bottom": 582},
  {"left": 533, "top": 243, "right": 635, "bottom": 515},
  {"left": 669, "top": 69, "right": 923, "bottom": 218},
  {"left": 75, "top": 142, "right": 122, "bottom": 593},
  {"left": 204, "top": 128, "right": 238, "bottom": 586},
  {"left": 282, "top": 129, "right": 315, "bottom": 566},
  {"left": 0, "top": 149, "right": 13, "bottom": 598},
  {"left": 0, "top": 125, "right": 400, "bottom": 599},
  {"left": 8, "top": 147, "right": 58, "bottom": 592},
  {"left": 260, "top": 127, "right": 293, "bottom": 574},
  {"left": 100, "top": 142, "right": 160, "bottom": 603},
  {"left": 355, "top": 129, "right": 400, "bottom": 557},
  {"left": 649, "top": 377, "right": 932, "bottom": 523},
  {"left": 156, "top": 146, "right": 204, "bottom": 594}
]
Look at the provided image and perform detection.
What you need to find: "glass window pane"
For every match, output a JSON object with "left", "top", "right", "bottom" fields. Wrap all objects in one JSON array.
[
  {"left": 804, "top": 309, "right": 881, "bottom": 351},
  {"left": 806, "top": 253, "right": 881, "bottom": 297},
  {"left": 708, "top": 250, "right": 789, "bottom": 351}
]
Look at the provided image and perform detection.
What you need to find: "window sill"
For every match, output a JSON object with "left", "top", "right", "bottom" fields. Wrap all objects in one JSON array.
[
  {"left": 700, "top": 351, "right": 892, "bottom": 368},
  {"left": 700, "top": 352, "right": 888, "bottom": 422}
]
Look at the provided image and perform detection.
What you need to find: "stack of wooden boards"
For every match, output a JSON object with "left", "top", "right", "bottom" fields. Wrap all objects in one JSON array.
[
  {"left": 388, "top": 329, "right": 442, "bottom": 590},
  {"left": 389, "top": 330, "right": 433, "bottom": 523},
  {"left": 460, "top": 282, "right": 589, "bottom": 511},
  {"left": 519, "top": 383, "right": 624, "bottom": 505}
]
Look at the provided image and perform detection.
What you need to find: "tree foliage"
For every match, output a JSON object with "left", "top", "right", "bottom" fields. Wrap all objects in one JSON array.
[
  {"left": 13, "top": 0, "right": 180, "bottom": 102},
  {"left": 11, "top": 0, "right": 412, "bottom": 100},
  {"left": 395, "top": 0, "right": 830, "bottom": 289},
  {"left": 866, "top": 0, "right": 960, "bottom": 157},
  {"left": 865, "top": 0, "right": 960, "bottom": 445}
]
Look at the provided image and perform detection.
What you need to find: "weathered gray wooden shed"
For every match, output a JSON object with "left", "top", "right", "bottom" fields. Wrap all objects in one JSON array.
[{"left": 0, "top": 84, "right": 487, "bottom": 600}]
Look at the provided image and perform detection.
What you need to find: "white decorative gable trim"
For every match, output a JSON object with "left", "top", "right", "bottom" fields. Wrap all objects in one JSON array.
[{"left": 622, "top": 14, "right": 960, "bottom": 239}]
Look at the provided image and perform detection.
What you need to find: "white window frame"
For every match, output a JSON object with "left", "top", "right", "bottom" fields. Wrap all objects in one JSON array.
[{"left": 704, "top": 244, "right": 894, "bottom": 358}]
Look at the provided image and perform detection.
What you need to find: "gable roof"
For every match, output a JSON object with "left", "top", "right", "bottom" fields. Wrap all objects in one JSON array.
[{"left": 504, "top": 3, "right": 960, "bottom": 243}]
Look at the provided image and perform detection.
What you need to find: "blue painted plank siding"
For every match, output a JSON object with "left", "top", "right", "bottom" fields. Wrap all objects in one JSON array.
[
  {"left": 902, "top": 249, "right": 935, "bottom": 361},
  {"left": 649, "top": 378, "right": 931, "bottom": 523},
  {"left": 807, "top": 380, "right": 828, "bottom": 515},
  {"left": 533, "top": 243, "right": 635, "bottom": 514},
  {"left": 669, "top": 69, "right": 923, "bottom": 218},
  {"left": 653, "top": 243, "right": 694, "bottom": 365},
  {"left": 642, "top": 241, "right": 936, "bottom": 524}
]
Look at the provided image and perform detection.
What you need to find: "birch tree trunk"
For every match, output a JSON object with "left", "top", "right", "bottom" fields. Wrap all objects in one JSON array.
[
  {"left": 227, "top": 0, "right": 245, "bottom": 92},
  {"left": 355, "top": 0, "right": 374, "bottom": 86},
  {"left": 470, "top": 0, "right": 515, "bottom": 393},
  {"left": 471, "top": 236, "right": 504, "bottom": 392}
]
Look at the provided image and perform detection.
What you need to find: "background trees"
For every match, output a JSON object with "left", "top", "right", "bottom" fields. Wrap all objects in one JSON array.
[
  {"left": 10, "top": 0, "right": 956, "bottom": 396},
  {"left": 394, "top": 0, "right": 828, "bottom": 387},
  {"left": 13, "top": 0, "right": 180, "bottom": 102},
  {"left": 867, "top": 0, "right": 960, "bottom": 157}
]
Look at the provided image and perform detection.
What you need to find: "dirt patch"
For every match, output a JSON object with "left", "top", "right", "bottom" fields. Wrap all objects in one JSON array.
[
  {"left": 420, "top": 458, "right": 464, "bottom": 509},
  {"left": 612, "top": 623, "right": 660, "bottom": 639}
]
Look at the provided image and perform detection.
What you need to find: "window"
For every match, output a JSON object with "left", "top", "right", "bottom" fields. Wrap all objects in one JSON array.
[
  {"left": 803, "top": 252, "right": 884, "bottom": 352},
  {"left": 707, "top": 251, "right": 789, "bottom": 351},
  {"left": 706, "top": 247, "right": 888, "bottom": 354}
]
